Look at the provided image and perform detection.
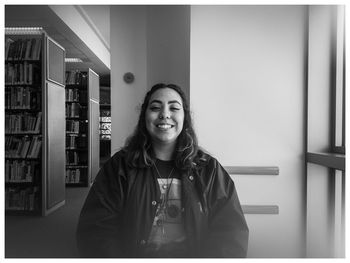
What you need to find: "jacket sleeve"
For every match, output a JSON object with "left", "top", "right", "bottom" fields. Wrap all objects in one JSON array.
[
  {"left": 76, "top": 154, "right": 127, "bottom": 257},
  {"left": 203, "top": 159, "right": 249, "bottom": 257}
]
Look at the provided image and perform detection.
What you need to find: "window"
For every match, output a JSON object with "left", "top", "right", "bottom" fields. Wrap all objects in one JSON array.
[{"left": 306, "top": 5, "right": 345, "bottom": 258}]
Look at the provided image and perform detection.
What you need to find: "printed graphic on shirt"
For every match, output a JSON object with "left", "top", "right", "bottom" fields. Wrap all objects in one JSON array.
[{"left": 147, "top": 178, "right": 186, "bottom": 249}]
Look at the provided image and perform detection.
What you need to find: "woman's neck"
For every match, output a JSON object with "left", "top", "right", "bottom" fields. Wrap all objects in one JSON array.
[{"left": 152, "top": 142, "right": 176, "bottom": 161}]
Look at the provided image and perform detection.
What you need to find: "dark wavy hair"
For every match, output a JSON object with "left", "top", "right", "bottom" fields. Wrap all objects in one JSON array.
[{"left": 123, "top": 83, "right": 200, "bottom": 170}]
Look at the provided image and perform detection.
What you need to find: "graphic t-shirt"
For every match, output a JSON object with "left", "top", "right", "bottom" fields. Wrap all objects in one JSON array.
[{"left": 145, "top": 159, "right": 187, "bottom": 257}]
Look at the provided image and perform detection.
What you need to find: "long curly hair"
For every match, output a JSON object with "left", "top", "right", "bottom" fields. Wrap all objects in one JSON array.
[{"left": 123, "top": 83, "right": 200, "bottom": 171}]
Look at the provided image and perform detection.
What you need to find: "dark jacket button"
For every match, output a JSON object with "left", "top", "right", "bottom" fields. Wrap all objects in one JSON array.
[{"left": 189, "top": 175, "right": 194, "bottom": 181}]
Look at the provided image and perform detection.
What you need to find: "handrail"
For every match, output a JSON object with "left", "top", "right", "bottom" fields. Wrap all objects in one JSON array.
[
  {"left": 242, "top": 205, "right": 279, "bottom": 214},
  {"left": 224, "top": 166, "right": 280, "bottom": 215},
  {"left": 224, "top": 166, "right": 279, "bottom": 175}
]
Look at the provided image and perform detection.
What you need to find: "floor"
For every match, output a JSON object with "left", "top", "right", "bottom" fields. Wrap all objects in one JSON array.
[{"left": 5, "top": 187, "right": 90, "bottom": 258}]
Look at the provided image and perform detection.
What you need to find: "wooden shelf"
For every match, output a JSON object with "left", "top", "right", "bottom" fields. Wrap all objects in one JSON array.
[
  {"left": 5, "top": 108, "right": 41, "bottom": 112},
  {"left": 66, "top": 165, "right": 88, "bottom": 169},
  {"left": 5, "top": 210, "right": 40, "bottom": 216},
  {"left": 5, "top": 59, "right": 41, "bottom": 63},
  {"left": 66, "top": 100, "right": 86, "bottom": 104},
  {"left": 66, "top": 117, "right": 88, "bottom": 120},
  {"left": 5, "top": 157, "right": 40, "bottom": 160},
  {"left": 5, "top": 83, "right": 42, "bottom": 87},
  {"left": 65, "top": 84, "right": 86, "bottom": 89},
  {"left": 5, "top": 132, "right": 41, "bottom": 136},
  {"left": 65, "top": 69, "right": 99, "bottom": 188},
  {"left": 66, "top": 148, "right": 87, "bottom": 151},
  {"left": 5, "top": 181, "right": 35, "bottom": 185},
  {"left": 66, "top": 132, "right": 79, "bottom": 136},
  {"left": 65, "top": 182, "right": 87, "bottom": 187}
]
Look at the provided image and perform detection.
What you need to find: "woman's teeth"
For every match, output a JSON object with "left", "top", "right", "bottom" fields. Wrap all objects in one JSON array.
[{"left": 157, "top": 124, "right": 172, "bottom": 129}]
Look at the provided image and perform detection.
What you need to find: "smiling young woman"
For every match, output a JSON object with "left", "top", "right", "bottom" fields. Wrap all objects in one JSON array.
[
  {"left": 145, "top": 87, "right": 185, "bottom": 160},
  {"left": 76, "top": 83, "right": 249, "bottom": 258}
]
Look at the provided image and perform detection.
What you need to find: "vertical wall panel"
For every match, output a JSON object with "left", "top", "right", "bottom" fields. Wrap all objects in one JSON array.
[
  {"left": 110, "top": 6, "right": 148, "bottom": 153},
  {"left": 307, "top": 6, "right": 333, "bottom": 152},
  {"left": 147, "top": 6, "right": 191, "bottom": 100},
  {"left": 306, "top": 164, "right": 333, "bottom": 257},
  {"left": 46, "top": 82, "right": 65, "bottom": 210},
  {"left": 306, "top": 6, "right": 340, "bottom": 257},
  {"left": 89, "top": 100, "right": 100, "bottom": 184},
  {"left": 88, "top": 69, "right": 100, "bottom": 184}
]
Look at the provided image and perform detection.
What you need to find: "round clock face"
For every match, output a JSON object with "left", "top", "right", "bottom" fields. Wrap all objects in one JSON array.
[{"left": 123, "top": 72, "right": 135, "bottom": 83}]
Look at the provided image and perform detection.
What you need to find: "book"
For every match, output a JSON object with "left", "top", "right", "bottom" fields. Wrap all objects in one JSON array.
[{"left": 34, "top": 112, "right": 42, "bottom": 133}]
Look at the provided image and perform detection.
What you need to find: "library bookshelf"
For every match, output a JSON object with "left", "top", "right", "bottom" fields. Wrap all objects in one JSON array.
[
  {"left": 5, "top": 28, "right": 66, "bottom": 216},
  {"left": 65, "top": 69, "right": 100, "bottom": 187},
  {"left": 99, "top": 103, "right": 111, "bottom": 166}
]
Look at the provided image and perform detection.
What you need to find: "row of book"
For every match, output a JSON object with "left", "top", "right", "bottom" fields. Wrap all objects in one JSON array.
[
  {"left": 100, "top": 109, "right": 111, "bottom": 117},
  {"left": 5, "top": 160, "right": 39, "bottom": 183},
  {"left": 66, "top": 120, "right": 80, "bottom": 133},
  {"left": 100, "top": 116, "right": 111, "bottom": 123},
  {"left": 100, "top": 122, "right": 112, "bottom": 134},
  {"left": 101, "top": 134, "right": 111, "bottom": 140},
  {"left": 5, "top": 136, "right": 42, "bottom": 159},
  {"left": 66, "top": 169, "right": 85, "bottom": 184},
  {"left": 5, "top": 187, "right": 39, "bottom": 211},
  {"left": 5, "top": 37, "right": 42, "bottom": 61},
  {"left": 66, "top": 135, "right": 87, "bottom": 149},
  {"left": 100, "top": 109, "right": 111, "bottom": 140},
  {"left": 66, "top": 103, "right": 81, "bottom": 118},
  {"left": 5, "top": 86, "right": 41, "bottom": 110},
  {"left": 66, "top": 151, "right": 88, "bottom": 165},
  {"left": 100, "top": 129, "right": 111, "bottom": 135},
  {"left": 66, "top": 71, "right": 88, "bottom": 85},
  {"left": 66, "top": 120, "right": 88, "bottom": 134},
  {"left": 66, "top": 88, "right": 79, "bottom": 102},
  {"left": 5, "top": 62, "right": 40, "bottom": 85},
  {"left": 5, "top": 112, "right": 42, "bottom": 134}
]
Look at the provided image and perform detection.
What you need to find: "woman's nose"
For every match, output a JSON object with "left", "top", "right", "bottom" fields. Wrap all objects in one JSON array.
[{"left": 159, "top": 108, "right": 170, "bottom": 119}]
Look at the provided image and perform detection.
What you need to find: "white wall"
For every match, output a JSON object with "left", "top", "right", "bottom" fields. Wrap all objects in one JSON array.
[
  {"left": 110, "top": 6, "right": 190, "bottom": 153},
  {"left": 190, "top": 6, "right": 307, "bottom": 257}
]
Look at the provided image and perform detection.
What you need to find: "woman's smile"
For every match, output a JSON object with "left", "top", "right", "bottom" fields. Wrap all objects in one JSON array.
[{"left": 156, "top": 123, "right": 175, "bottom": 130}]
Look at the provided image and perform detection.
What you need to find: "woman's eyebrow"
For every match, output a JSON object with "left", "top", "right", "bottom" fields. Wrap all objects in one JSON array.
[
  {"left": 149, "top": 99, "right": 162, "bottom": 104},
  {"left": 168, "top": 100, "right": 182, "bottom": 106},
  {"left": 149, "top": 99, "right": 182, "bottom": 106}
]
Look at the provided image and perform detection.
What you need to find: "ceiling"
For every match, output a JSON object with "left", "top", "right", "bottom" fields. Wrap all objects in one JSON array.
[{"left": 5, "top": 5, "right": 111, "bottom": 80}]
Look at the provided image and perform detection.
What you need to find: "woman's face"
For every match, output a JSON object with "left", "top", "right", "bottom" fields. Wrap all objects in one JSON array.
[{"left": 145, "top": 88, "right": 185, "bottom": 147}]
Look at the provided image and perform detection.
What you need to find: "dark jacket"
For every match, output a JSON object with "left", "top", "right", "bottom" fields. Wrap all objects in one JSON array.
[{"left": 76, "top": 150, "right": 249, "bottom": 258}]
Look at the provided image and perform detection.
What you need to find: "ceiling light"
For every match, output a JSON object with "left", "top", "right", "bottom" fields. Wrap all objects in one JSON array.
[
  {"left": 65, "top": 58, "right": 83, "bottom": 63},
  {"left": 5, "top": 27, "right": 44, "bottom": 35}
]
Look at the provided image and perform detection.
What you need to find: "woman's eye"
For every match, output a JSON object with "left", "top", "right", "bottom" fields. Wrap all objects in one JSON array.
[
  {"left": 150, "top": 106, "right": 160, "bottom": 111},
  {"left": 171, "top": 107, "right": 180, "bottom": 111}
]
